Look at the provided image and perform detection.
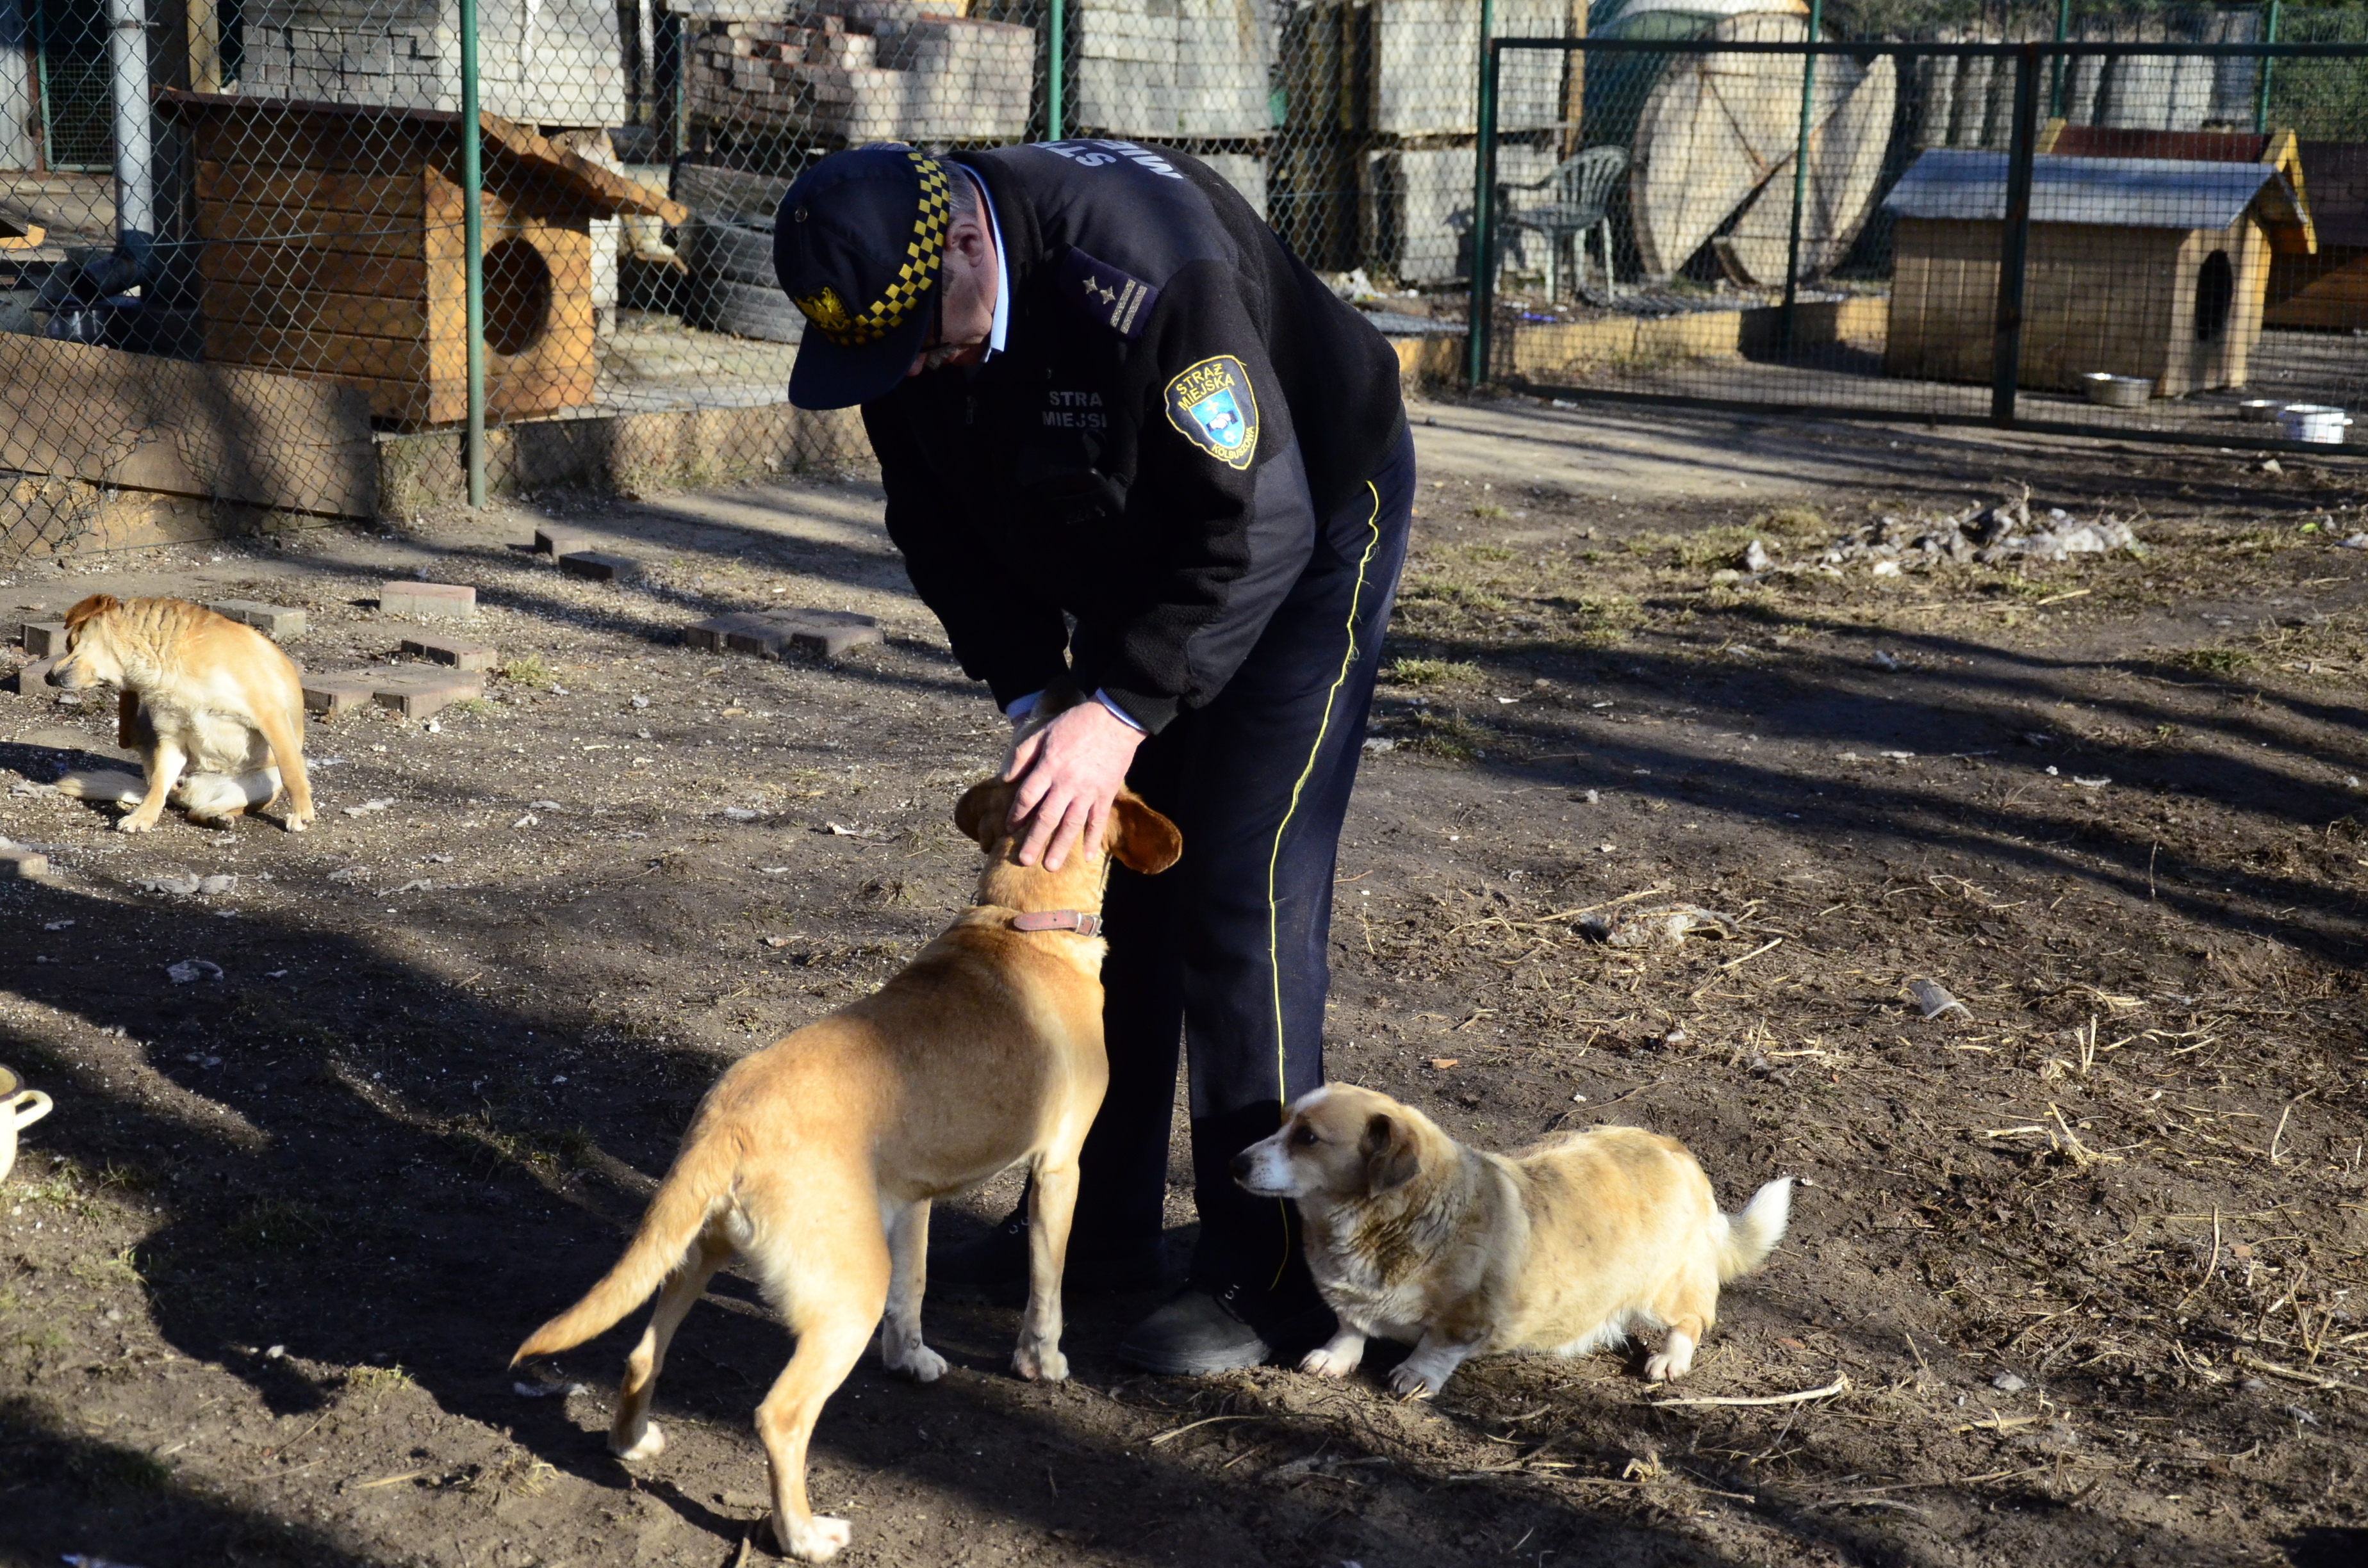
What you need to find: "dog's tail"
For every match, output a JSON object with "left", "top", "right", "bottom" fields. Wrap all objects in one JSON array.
[
  {"left": 510, "top": 1127, "right": 741, "bottom": 1364},
  {"left": 1712, "top": 1176, "right": 1793, "bottom": 1281}
]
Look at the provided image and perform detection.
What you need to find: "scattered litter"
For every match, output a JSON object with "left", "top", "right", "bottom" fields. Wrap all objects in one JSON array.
[
  {"left": 63, "top": 1555, "right": 150, "bottom": 1568},
  {"left": 9, "top": 779, "right": 54, "bottom": 796},
  {"left": 1992, "top": 1371, "right": 2027, "bottom": 1392},
  {"left": 1577, "top": 905, "right": 1740, "bottom": 948},
  {"left": 1660, "top": 1027, "right": 1690, "bottom": 1049},
  {"left": 1908, "top": 979, "right": 1971, "bottom": 1020},
  {"left": 722, "top": 807, "right": 759, "bottom": 821},
  {"left": 388, "top": 879, "right": 433, "bottom": 894},
  {"left": 165, "top": 959, "right": 223, "bottom": 984},
  {"left": 2045, "top": 765, "right": 2060, "bottom": 776},
  {"left": 821, "top": 822, "right": 885, "bottom": 839},
  {"left": 1570, "top": 1091, "right": 1588, "bottom": 1103},
  {"left": 425, "top": 854, "right": 453, "bottom": 865},
  {"left": 764, "top": 936, "right": 793, "bottom": 948},
  {"left": 134, "top": 872, "right": 203, "bottom": 895},
  {"left": 327, "top": 866, "right": 366, "bottom": 883},
  {"left": 312, "top": 758, "right": 347, "bottom": 767},
  {"left": 630, "top": 695, "right": 650, "bottom": 708},
  {"left": 1740, "top": 539, "right": 1773, "bottom": 573},
  {"left": 512, "top": 813, "right": 539, "bottom": 829},
  {"left": 2340, "top": 533, "right": 2368, "bottom": 550},
  {"left": 1871, "top": 649, "right": 1901, "bottom": 669},
  {"left": 2073, "top": 775, "right": 2110, "bottom": 788},
  {"left": 759, "top": 865, "right": 791, "bottom": 874},
  {"left": 1579, "top": 789, "right": 1600, "bottom": 804},
  {"left": 2287, "top": 1405, "right": 2321, "bottom": 1426},
  {"left": 513, "top": 1378, "right": 587, "bottom": 1399},
  {"left": 1880, "top": 750, "right": 1914, "bottom": 760},
  {"left": 1871, "top": 560, "right": 1903, "bottom": 577},
  {"left": 1428, "top": 1057, "right": 1459, "bottom": 1070},
  {"left": 42, "top": 920, "right": 71, "bottom": 931},
  {"left": 528, "top": 800, "right": 564, "bottom": 812},
  {"left": 343, "top": 797, "right": 395, "bottom": 817},
  {"left": 1361, "top": 737, "right": 1397, "bottom": 755},
  {"left": 198, "top": 874, "right": 236, "bottom": 896},
  {"left": 265, "top": 1344, "right": 286, "bottom": 1360}
]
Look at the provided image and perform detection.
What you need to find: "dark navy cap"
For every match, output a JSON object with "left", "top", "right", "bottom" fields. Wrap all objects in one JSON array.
[{"left": 775, "top": 145, "right": 953, "bottom": 410}]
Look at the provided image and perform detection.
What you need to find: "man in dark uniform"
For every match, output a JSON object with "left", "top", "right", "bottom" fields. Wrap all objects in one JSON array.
[{"left": 774, "top": 138, "right": 1414, "bottom": 1373}]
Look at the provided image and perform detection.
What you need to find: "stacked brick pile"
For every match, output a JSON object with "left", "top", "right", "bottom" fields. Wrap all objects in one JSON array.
[
  {"left": 240, "top": 0, "right": 626, "bottom": 125},
  {"left": 687, "top": 3, "right": 1033, "bottom": 143},
  {"left": 1073, "top": 0, "right": 1274, "bottom": 143}
]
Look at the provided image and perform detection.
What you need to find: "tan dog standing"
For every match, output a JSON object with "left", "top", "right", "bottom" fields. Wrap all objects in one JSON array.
[
  {"left": 44, "top": 594, "right": 313, "bottom": 833},
  {"left": 1235, "top": 1084, "right": 1790, "bottom": 1396},
  {"left": 513, "top": 778, "right": 1181, "bottom": 1562}
]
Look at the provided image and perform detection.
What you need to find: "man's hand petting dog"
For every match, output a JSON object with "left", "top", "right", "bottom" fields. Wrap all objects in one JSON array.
[{"left": 1003, "top": 699, "right": 1145, "bottom": 872}]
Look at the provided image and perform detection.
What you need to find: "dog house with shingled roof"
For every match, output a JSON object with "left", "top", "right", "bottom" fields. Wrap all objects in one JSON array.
[
  {"left": 163, "top": 91, "right": 686, "bottom": 427},
  {"left": 1881, "top": 148, "right": 2310, "bottom": 399}
]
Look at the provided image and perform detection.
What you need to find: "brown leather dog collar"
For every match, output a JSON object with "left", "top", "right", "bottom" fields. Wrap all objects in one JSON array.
[{"left": 1008, "top": 910, "right": 1103, "bottom": 937}]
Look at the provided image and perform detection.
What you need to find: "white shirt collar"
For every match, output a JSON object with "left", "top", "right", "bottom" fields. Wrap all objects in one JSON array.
[{"left": 962, "top": 167, "right": 1009, "bottom": 359}]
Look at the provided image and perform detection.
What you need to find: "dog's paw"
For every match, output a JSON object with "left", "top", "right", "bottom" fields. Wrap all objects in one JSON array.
[
  {"left": 1011, "top": 1341, "right": 1069, "bottom": 1384},
  {"left": 1642, "top": 1350, "right": 1694, "bottom": 1384},
  {"left": 611, "top": 1421, "right": 665, "bottom": 1461},
  {"left": 775, "top": 1512, "right": 852, "bottom": 1562},
  {"left": 285, "top": 812, "right": 312, "bottom": 833},
  {"left": 1386, "top": 1364, "right": 1441, "bottom": 1400},
  {"left": 115, "top": 814, "right": 158, "bottom": 835},
  {"left": 1301, "top": 1343, "right": 1362, "bottom": 1379},
  {"left": 888, "top": 1343, "right": 948, "bottom": 1383}
]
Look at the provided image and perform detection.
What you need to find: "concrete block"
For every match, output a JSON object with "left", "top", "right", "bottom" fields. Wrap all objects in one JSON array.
[
  {"left": 689, "top": 607, "right": 882, "bottom": 660},
  {"left": 371, "top": 670, "right": 484, "bottom": 719},
  {"left": 400, "top": 634, "right": 498, "bottom": 670},
  {"left": 8, "top": 657, "right": 53, "bottom": 693},
  {"left": 380, "top": 581, "right": 477, "bottom": 618},
  {"left": 559, "top": 550, "right": 645, "bottom": 584},
  {"left": 208, "top": 599, "right": 309, "bottom": 641},
  {"left": 0, "top": 841, "right": 49, "bottom": 879},
  {"left": 534, "top": 527, "right": 594, "bottom": 557},
  {"left": 21, "top": 621, "right": 65, "bottom": 657},
  {"left": 301, "top": 674, "right": 379, "bottom": 717}
]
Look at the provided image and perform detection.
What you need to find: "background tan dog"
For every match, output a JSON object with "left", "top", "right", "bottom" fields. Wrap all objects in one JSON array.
[
  {"left": 513, "top": 778, "right": 1180, "bottom": 1562},
  {"left": 45, "top": 594, "right": 313, "bottom": 833},
  {"left": 1235, "top": 1084, "right": 1791, "bottom": 1396}
]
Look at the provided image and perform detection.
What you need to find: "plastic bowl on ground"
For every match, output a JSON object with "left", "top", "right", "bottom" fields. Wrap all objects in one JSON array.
[
  {"left": 2278, "top": 404, "right": 2351, "bottom": 445},
  {"left": 2080, "top": 372, "right": 2152, "bottom": 409}
]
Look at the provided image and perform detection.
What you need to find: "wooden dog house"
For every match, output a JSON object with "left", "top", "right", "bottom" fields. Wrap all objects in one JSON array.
[
  {"left": 2264, "top": 140, "right": 2368, "bottom": 330},
  {"left": 163, "top": 92, "right": 686, "bottom": 426},
  {"left": 1882, "top": 148, "right": 2308, "bottom": 398}
]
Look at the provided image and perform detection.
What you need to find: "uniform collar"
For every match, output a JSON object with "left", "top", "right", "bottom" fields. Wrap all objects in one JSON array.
[{"left": 960, "top": 166, "right": 1010, "bottom": 361}]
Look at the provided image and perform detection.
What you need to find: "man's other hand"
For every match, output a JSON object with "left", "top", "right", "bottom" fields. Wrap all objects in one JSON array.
[{"left": 1004, "top": 701, "right": 1146, "bottom": 871}]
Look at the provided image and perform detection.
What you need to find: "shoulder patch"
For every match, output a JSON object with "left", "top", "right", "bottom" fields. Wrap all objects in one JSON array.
[
  {"left": 1163, "top": 355, "right": 1260, "bottom": 470},
  {"left": 1058, "top": 246, "right": 1160, "bottom": 339}
]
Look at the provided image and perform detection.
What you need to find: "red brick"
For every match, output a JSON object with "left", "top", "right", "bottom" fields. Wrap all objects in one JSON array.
[
  {"left": 687, "top": 607, "right": 882, "bottom": 661},
  {"left": 371, "top": 671, "right": 483, "bottom": 718},
  {"left": 400, "top": 633, "right": 498, "bottom": 670},
  {"left": 559, "top": 550, "right": 644, "bottom": 584},
  {"left": 379, "top": 581, "right": 477, "bottom": 618},
  {"left": 20, "top": 621, "right": 66, "bottom": 657}
]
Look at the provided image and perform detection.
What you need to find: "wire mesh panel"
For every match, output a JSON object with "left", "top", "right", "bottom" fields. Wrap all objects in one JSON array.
[{"left": 1474, "top": 29, "right": 2368, "bottom": 446}]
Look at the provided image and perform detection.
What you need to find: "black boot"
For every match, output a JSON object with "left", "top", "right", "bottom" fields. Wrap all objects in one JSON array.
[{"left": 1116, "top": 1278, "right": 1336, "bottom": 1376}]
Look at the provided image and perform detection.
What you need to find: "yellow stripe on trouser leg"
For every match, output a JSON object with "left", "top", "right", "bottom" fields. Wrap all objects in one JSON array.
[{"left": 1263, "top": 479, "right": 1385, "bottom": 1289}]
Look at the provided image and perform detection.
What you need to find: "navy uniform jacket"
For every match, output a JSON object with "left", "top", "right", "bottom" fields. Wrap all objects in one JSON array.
[{"left": 860, "top": 140, "right": 1408, "bottom": 734}]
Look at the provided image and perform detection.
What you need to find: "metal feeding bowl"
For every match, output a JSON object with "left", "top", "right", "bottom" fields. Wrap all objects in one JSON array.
[
  {"left": 2080, "top": 372, "right": 2153, "bottom": 409},
  {"left": 2238, "top": 398, "right": 2285, "bottom": 422}
]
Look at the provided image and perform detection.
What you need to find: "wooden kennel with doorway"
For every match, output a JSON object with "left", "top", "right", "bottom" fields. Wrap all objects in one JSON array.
[
  {"left": 163, "top": 92, "right": 685, "bottom": 427},
  {"left": 1880, "top": 149, "right": 2309, "bottom": 398}
]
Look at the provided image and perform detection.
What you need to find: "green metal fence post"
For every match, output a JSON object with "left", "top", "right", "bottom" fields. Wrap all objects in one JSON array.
[
  {"left": 461, "top": 0, "right": 486, "bottom": 508},
  {"left": 2050, "top": 0, "right": 2070, "bottom": 117},
  {"left": 1992, "top": 42, "right": 2041, "bottom": 428},
  {"left": 1777, "top": 0, "right": 1823, "bottom": 358},
  {"left": 2256, "top": 0, "right": 2280, "bottom": 133},
  {"left": 1467, "top": 24, "right": 1500, "bottom": 388},
  {"left": 1048, "top": 0, "right": 1064, "bottom": 139}
]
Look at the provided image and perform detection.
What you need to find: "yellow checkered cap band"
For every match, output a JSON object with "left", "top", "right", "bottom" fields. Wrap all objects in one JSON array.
[{"left": 808, "top": 150, "right": 949, "bottom": 348}]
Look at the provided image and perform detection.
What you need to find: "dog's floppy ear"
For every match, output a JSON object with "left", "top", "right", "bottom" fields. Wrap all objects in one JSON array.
[
  {"left": 1108, "top": 790, "right": 1181, "bottom": 874},
  {"left": 954, "top": 778, "right": 1017, "bottom": 847},
  {"left": 1361, "top": 1113, "right": 1421, "bottom": 1195},
  {"left": 63, "top": 594, "right": 117, "bottom": 635}
]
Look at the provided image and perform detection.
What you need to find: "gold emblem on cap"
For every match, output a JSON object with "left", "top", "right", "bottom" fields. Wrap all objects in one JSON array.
[{"left": 801, "top": 150, "right": 950, "bottom": 348}]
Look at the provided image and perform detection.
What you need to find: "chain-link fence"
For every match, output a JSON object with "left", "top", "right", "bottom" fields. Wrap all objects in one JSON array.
[
  {"left": 1471, "top": 24, "right": 2368, "bottom": 445},
  {"left": 0, "top": 0, "right": 1534, "bottom": 560}
]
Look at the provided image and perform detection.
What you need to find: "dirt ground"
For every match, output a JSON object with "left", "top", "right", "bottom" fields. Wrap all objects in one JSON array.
[{"left": 2, "top": 397, "right": 2365, "bottom": 1568}]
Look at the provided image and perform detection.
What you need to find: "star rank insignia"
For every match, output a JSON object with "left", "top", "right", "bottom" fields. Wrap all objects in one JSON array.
[{"left": 1058, "top": 245, "right": 1160, "bottom": 339}]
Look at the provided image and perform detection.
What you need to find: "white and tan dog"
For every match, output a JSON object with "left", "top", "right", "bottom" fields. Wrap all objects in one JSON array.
[
  {"left": 1235, "top": 1084, "right": 1790, "bottom": 1396},
  {"left": 514, "top": 777, "right": 1181, "bottom": 1562},
  {"left": 44, "top": 594, "right": 313, "bottom": 833}
]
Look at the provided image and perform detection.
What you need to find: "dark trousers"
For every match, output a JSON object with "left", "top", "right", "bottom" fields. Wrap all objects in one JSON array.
[{"left": 1075, "top": 427, "right": 1415, "bottom": 1298}]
